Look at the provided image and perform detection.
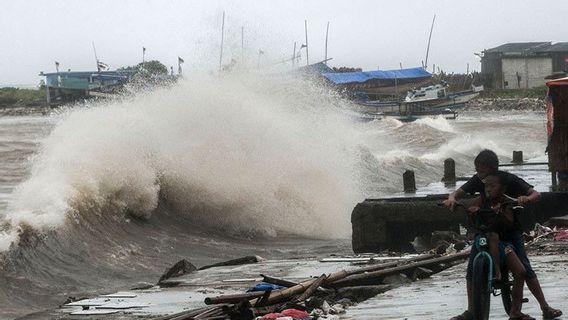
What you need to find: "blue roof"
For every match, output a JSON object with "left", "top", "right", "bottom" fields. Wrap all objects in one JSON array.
[{"left": 322, "top": 67, "right": 431, "bottom": 84}]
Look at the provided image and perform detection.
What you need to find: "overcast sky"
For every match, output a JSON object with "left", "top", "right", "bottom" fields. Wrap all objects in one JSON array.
[{"left": 1, "top": 0, "right": 567, "bottom": 86}]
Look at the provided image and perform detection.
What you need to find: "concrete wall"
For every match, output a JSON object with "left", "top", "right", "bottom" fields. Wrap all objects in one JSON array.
[
  {"left": 352, "top": 192, "right": 568, "bottom": 253},
  {"left": 502, "top": 57, "right": 552, "bottom": 89}
]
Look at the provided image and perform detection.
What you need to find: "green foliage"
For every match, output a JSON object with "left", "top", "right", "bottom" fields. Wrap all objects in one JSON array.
[
  {"left": 0, "top": 87, "right": 45, "bottom": 106},
  {"left": 118, "top": 60, "right": 168, "bottom": 77}
]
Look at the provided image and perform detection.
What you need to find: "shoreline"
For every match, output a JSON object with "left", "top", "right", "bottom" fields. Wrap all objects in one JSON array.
[{"left": 0, "top": 97, "right": 547, "bottom": 118}]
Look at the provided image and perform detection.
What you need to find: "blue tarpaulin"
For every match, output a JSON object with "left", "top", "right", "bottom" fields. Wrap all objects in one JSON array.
[{"left": 322, "top": 67, "right": 431, "bottom": 84}]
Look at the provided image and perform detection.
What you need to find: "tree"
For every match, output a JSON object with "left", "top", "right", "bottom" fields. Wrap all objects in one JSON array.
[{"left": 118, "top": 60, "right": 168, "bottom": 77}]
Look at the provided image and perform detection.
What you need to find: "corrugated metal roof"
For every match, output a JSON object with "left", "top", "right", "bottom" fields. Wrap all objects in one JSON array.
[
  {"left": 484, "top": 42, "right": 551, "bottom": 54},
  {"left": 536, "top": 42, "right": 568, "bottom": 52}
]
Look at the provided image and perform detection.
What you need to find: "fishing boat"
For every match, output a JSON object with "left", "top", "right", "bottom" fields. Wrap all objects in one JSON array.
[
  {"left": 351, "top": 81, "right": 481, "bottom": 121},
  {"left": 404, "top": 81, "right": 483, "bottom": 110}
]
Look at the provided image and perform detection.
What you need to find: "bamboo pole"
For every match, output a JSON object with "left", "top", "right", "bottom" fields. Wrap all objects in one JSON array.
[
  {"left": 345, "top": 253, "right": 437, "bottom": 277},
  {"left": 330, "top": 250, "right": 469, "bottom": 288},
  {"left": 261, "top": 274, "right": 297, "bottom": 287},
  {"left": 205, "top": 291, "right": 265, "bottom": 305},
  {"left": 295, "top": 274, "right": 327, "bottom": 302}
]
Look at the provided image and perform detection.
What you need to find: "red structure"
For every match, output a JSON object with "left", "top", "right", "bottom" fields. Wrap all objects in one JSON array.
[{"left": 546, "top": 77, "right": 568, "bottom": 190}]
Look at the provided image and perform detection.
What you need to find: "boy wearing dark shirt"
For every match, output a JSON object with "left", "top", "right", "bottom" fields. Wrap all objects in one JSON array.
[{"left": 445, "top": 150, "right": 562, "bottom": 320}]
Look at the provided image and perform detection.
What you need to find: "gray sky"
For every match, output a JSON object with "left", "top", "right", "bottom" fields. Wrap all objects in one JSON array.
[{"left": 1, "top": 0, "right": 567, "bottom": 86}]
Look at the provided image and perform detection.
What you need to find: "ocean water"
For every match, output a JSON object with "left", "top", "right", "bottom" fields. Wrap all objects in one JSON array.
[{"left": 0, "top": 74, "right": 548, "bottom": 318}]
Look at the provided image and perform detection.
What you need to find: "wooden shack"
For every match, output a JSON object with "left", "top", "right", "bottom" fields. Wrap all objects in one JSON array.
[{"left": 546, "top": 77, "right": 568, "bottom": 190}]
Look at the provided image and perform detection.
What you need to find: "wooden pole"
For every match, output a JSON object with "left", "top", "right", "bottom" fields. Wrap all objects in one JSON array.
[
  {"left": 219, "top": 11, "right": 225, "bottom": 73},
  {"left": 512, "top": 151, "right": 523, "bottom": 164},
  {"left": 403, "top": 170, "right": 416, "bottom": 192},
  {"left": 241, "top": 26, "right": 244, "bottom": 66},
  {"left": 304, "top": 20, "right": 309, "bottom": 66},
  {"left": 324, "top": 21, "right": 330, "bottom": 65},
  {"left": 424, "top": 14, "right": 436, "bottom": 69},
  {"left": 442, "top": 158, "right": 456, "bottom": 184}
]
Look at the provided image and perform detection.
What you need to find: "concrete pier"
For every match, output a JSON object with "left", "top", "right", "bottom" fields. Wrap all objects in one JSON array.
[{"left": 352, "top": 192, "right": 568, "bottom": 253}]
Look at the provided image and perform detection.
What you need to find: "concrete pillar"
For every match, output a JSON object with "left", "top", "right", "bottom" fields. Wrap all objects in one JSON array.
[
  {"left": 403, "top": 170, "right": 416, "bottom": 193},
  {"left": 512, "top": 151, "right": 523, "bottom": 164},
  {"left": 442, "top": 158, "right": 456, "bottom": 184}
]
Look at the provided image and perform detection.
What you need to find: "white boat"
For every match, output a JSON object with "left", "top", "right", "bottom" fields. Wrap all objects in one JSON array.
[{"left": 404, "top": 81, "right": 483, "bottom": 109}]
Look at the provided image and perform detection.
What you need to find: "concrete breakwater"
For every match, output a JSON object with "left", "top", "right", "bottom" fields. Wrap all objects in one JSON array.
[{"left": 352, "top": 192, "right": 568, "bottom": 253}]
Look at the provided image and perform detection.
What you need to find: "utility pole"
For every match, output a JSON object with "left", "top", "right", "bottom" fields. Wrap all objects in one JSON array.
[
  {"left": 219, "top": 11, "right": 225, "bottom": 73},
  {"left": 241, "top": 26, "right": 244, "bottom": 66},
  {"left": 292, "top": 42, "right": 297, "bottom": 67}
]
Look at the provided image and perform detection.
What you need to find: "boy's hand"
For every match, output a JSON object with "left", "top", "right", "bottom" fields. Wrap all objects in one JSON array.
[
  {"left": 517, "top": 195, "right": 530, "bottom": 205},
  {"left": 443, "top": 198, "right": 456, "bottom": 210}
]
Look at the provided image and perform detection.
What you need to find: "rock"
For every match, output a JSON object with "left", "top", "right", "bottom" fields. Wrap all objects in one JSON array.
[{"left": 158, "top": 259, "right": 197, "bottom": 283}]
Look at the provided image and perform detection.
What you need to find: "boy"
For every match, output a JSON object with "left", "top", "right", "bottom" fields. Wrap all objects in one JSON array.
[
  {"left": 469, "top": 173, "right": 528, "bottom": 319},
  {"left": 445, "top": 150, "right": 562, "bottom": 320}
]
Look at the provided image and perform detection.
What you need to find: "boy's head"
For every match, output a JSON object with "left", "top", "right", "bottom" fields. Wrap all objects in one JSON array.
[
  {"left": 484, "top": 173, "right": 506, "bottom": 200},
  {"left": 474, "top": 149, "right": 499, "bottom": 179}
]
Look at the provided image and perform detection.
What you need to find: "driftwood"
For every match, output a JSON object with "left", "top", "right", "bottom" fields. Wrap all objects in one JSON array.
[
  {"left": 199, "top": 251, "right": 468, "bottom": 318},
  {"left": 330, "top": 250, "right": 469, "bottom": 288},
  {"left": 294, "top": 274, "right": 327, "bottom": 302},
  {"left": 198, "top": 255, "right": 264, "bottom": 271},
  {"left": 205, "top": 291, "right": 265, "bottom": 305},
  {"left": 248, "top": 268, "right": 352, "bottom": 307}
]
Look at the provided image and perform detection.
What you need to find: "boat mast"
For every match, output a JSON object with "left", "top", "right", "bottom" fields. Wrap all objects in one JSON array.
[
  {"left": 324, "top": 21, "right": 330, "bottom": 65},
  {"left": 424, "top": 14, "right": 436, "bottom": 70},
  {"left": 92, "top": 41, "right": 100, "bottom": 72}
]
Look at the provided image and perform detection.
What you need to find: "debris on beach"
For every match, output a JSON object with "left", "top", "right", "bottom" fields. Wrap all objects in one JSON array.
[
  {"left": 525, "top": 218, "right": 568, "bottom": 254},
  {"left": 154, "top": 251, "right": 469, "bottom": 320}
]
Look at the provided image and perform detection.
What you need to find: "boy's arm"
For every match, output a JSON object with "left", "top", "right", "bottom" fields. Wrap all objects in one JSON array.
[
  {"left": 443, "top": 188, "right": 467, "bottom": 209},
  {"left": 517, "top": 187, "right": 541, "bottom": 205}
]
